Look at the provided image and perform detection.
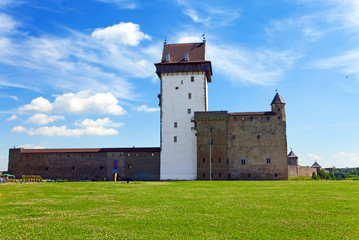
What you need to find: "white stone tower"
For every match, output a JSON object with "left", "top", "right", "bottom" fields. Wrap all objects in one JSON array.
[{"left": 155, "top": 40, "right": 212, "bottom": 180}]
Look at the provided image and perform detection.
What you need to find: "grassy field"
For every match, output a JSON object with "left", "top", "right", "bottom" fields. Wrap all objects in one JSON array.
[{"left": 0, "top": 181, "right": 358, "bottom": 239}]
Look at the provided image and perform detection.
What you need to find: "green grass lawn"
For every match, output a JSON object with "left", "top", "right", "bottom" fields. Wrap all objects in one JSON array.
[{"left": 0, "top": 181, "right": 358, "bottom": 239}]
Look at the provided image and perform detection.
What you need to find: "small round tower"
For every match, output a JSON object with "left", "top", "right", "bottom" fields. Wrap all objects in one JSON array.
[{"left": 271, "top": 92, "right": 286, "bottom": 121}]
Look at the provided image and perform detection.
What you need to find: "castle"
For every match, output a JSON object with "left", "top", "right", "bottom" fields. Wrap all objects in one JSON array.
[{"left": 8, "top": 40, "right": 289, "bottom": 181}]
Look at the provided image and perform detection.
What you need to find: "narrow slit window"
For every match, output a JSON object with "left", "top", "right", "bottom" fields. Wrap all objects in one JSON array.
[
  {"left": 174, "top": 136, "right": 177, "bottom": 142},
  {"left": 174, "top": 122, "right": 177, "bottom": 128},
  {"left": 191, "top": 76, "right": 194, "bottom": 82},
  {"left": 187, "top": 108, "right": 191, "bottom": 114},
  {"left": 188, "top": 93, "right": 192, "bottom": 99}
]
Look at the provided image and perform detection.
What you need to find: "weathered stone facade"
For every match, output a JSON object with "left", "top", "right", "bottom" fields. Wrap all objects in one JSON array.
[
  {"left": 8, "top": 148, "right": 160, "bottom": 181},
  {"left": 194, "top": 93, "right": 288, "bottom": 180}
]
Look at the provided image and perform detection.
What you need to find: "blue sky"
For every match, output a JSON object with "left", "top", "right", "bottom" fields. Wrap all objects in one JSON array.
[{"left": 1, "top": 0, "right": 359, "bottom": 170}]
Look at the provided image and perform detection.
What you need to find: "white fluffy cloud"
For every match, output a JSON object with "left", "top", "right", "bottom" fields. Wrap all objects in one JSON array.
[
  {"left": 6, "top": 114, "right": 17, "bottom": 121},
  {"left": 20, "top": 97, "right": 53, "bottom": 112},
  {"left": 307, "top": 153, "right": 323, "bottom": 162},
  {"left": 20, "top": 91, "right": 126, "bottom": 115},
  {"left": 135, "top": 104, "right": 159, "bottom": 112},
  {"left": 11, "top": 117, "right": 123, "bottom": 136},
  {"left": 75, "top": 118, "right": 124, "bottom": 128},
  {"left": 92, "top": 22, "right": 151, "bottom": 46},
  {"left": 27, "top": 114, "right": 64, "bottom": 125},
  {"left": 11, "top": 125, "right": 26, "bottom": 133}
]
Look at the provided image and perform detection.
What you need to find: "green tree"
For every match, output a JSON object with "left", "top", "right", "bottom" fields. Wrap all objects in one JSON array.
[
  {"left": 318, "top": 170, "right": 326, "bottom": 179},
  {"left": 312, "top": 172, "right": 318, "bottom": 180}
]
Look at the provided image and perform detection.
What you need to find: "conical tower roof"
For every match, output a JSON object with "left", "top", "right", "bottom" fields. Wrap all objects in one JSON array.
[
  {"left": 311, "top": 162, "right": 321, "bottom": 168},
  {"left": 271, "top": 92, "right": 285, "bottom": 105},
  {"left": 288, "top": 150, "right": 298, "bottom": 158}
]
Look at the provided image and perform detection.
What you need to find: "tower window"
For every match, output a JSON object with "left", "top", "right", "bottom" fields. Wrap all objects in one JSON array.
[
  {"left": 166, "top": 53, "right": 170, "bottom": 62},
  {"left": 188, "top": 93, "right": 192, "bottom": 99},
  {"left": 219, "top": 158, "right": 221, "bottom": 163},
  {"left": 211, "top": 158, "right": 213, "bottom": 163},
  {"left": 210, "top": 127, "right": 212, "bottom": 132},
  {"left": 233, "top": 135, "right": 235, "bottom": 140},
  {"left": 203, "top": 173, "right": 205, "bottom": 178},
  {"left": 174, "top": 136, "right": 177, "bottom": 142},
  {"left": 266, "top": 116, "right": 270, "bottom": 120},
  {"left": 266, "top": 158, "right": 271, "bottom": 164},
  {"left": 185, "top": 52, "right": 189, "bottom": 61},
  {"left": 187, "top": 108, "right": 191, "bottom": 114},
  {"left": 241, "top": 159, "right": 246, "bottom": 165},
  {"left": 226, "top": 159, "right": 229, "bottom": 164},
  {"left": 174, "top": 122, "right": 177, "bottom": 128},
  {"left": 257, "top": 135, "right": 260, "bottom": 140},
  {"left": 219, "top": 173, "right": 222, "bottom": 178},
  {"left": 278, "top": 108, "right": 280, "bottom": 111},
  {"left": 203, "top": 158, "right": 205, "bottom": 163},
  {"left": 250, "top": 117, "right": 253, "bottom": 121},
  {"left": 233, "top": 117, "right": 237, "bottom": 121},
  {"left": 181, "top": 80, "right": 183, "bottom": 85},
  {"left": 278, "top": 116, "right": 281, "bottom": 120},
  {"left": 191, "top": 76, "right": 194, "bottom": 82}
]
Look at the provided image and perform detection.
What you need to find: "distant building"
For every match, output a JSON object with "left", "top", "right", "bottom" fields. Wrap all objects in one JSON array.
[{"left": 287, "top": 150, "right": 328, "bottom": 177}]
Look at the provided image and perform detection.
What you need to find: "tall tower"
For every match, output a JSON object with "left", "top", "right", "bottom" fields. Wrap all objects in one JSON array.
[{"left": 155, "top": 40, "right": 212, "bottom": 180}]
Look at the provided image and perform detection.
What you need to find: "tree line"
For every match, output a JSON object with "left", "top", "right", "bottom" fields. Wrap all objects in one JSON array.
[{"left": 312, "top": 167, "right": 359, "bottom": 180}]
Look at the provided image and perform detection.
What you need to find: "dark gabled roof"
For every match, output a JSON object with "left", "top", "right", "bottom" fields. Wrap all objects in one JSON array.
[
  {"left": 155, "top": 42, "right": 212, "bottom": 82},
  {"left": 311, "top": 162, "right": 322, "bottom": 168},
  {"left": 19, "top": 147, "right": 160, "bottom": 154},
  {"left": 271, "top": 93, "right": 285, "bottom": 105},
  {"left": 229, "top": 111, "right": 276, "bottom": 116},
  {"left": 288, "top": 150, "right": 298, "bottom": 158}
]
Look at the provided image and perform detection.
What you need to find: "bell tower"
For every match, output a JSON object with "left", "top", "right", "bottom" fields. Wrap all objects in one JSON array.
[{"left": 155, "top": 40, "right": 212, "bottom": 180}]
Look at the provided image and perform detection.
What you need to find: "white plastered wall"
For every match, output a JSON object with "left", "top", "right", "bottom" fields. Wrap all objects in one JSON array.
[{"left": 160, "top": 72, "right": 208, "bottom": 180}]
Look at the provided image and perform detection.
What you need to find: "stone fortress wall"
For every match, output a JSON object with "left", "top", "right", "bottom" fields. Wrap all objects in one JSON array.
[{"left": 8, "top": 148, "right": 160, "bottom": 181}]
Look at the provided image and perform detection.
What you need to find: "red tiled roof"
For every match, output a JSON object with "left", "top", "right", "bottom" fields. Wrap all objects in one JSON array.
[
  {"left": 154, "top": 42, "right": 213, "bottom": 82},
  {"left": 159, "top": 42, "right": 206, "bottom": 63},
  {"left": 20, "top": 147, "right": 160, "bottom": 154}
]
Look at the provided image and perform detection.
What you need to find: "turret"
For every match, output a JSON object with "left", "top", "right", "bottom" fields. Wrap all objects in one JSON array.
[{"left": 271, "top": 92, "right": 286, "bottom": 121}]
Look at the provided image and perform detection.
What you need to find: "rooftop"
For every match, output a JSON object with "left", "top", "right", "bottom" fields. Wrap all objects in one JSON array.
[{"left": 18, "top": 147, "right": 161, "bottom": 154}]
